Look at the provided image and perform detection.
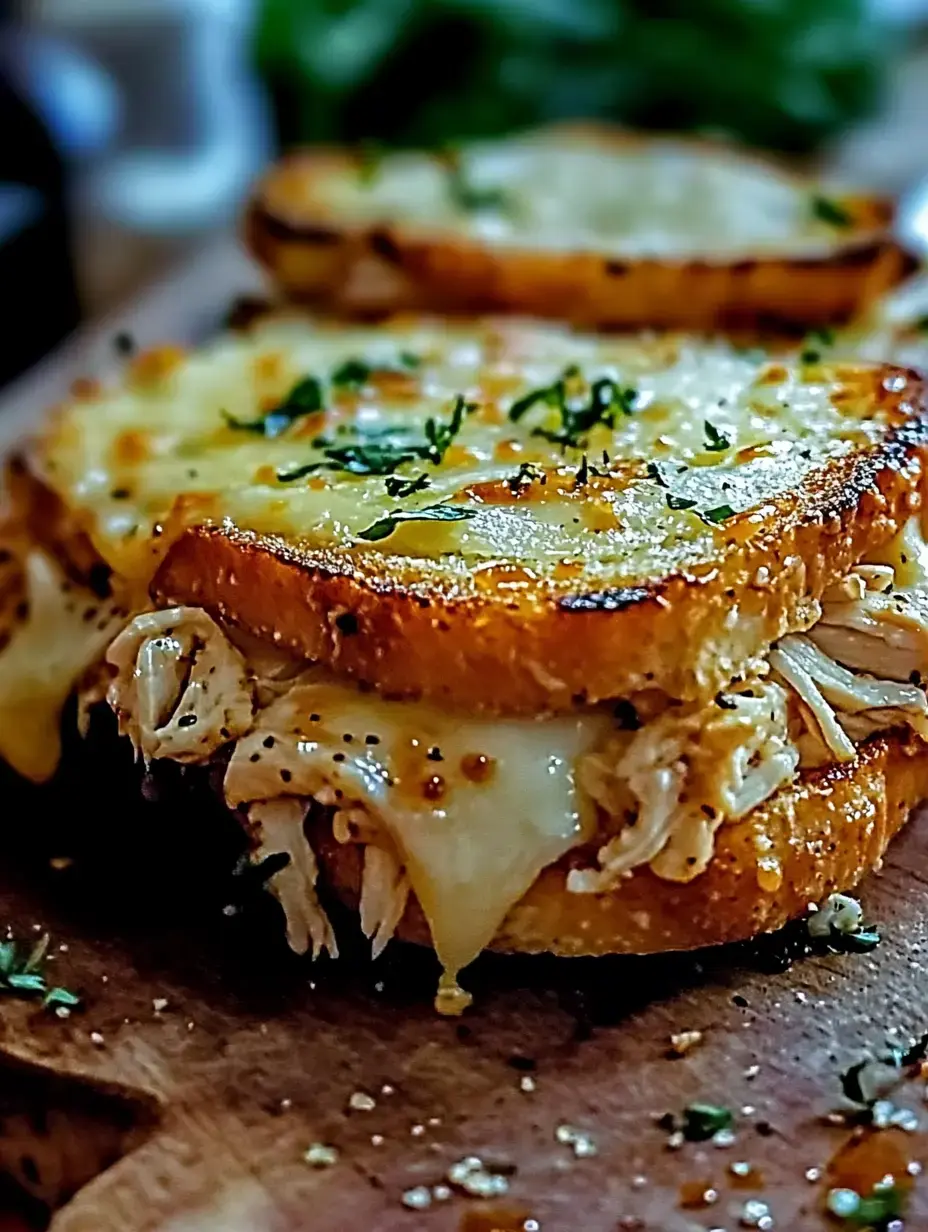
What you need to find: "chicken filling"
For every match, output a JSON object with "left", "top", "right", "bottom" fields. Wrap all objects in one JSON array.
[{"left": 3, "top": 519, "right": 928, "bottom": 1007}]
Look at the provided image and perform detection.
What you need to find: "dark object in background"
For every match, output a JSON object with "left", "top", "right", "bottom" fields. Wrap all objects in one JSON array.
[
  {"left": 0, "top": 44, "right": 79, "bottom": 389},
  {"left": 255, "top": 0, "right": 892, "bottom": 155}
]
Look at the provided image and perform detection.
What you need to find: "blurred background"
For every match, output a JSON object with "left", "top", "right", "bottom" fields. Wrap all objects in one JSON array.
[{"left": 3, "top": 0, "right": 928, "bottom": 387}]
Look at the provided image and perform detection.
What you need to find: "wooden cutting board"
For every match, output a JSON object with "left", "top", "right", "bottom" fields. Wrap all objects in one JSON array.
[{"left": 2, "top": 241, "right": 928, "bottom": 1232}]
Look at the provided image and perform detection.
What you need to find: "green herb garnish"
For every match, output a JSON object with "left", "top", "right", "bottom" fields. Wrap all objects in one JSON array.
[
  {"left": 358, "top": 503, "right": 478, "bottom": 542},
  {"left": 703, "top": 420, "right": 730, "bottom": 452},
  {"left": 442, "top": 147, "right": 509, "bottom": 213},
  {"left": 800, "top": 325, "right": 836, "bottom": 365},
  {"left": 681, "top": 1103, "right": 734, "bottom": 1142},
  {"left": 827, "top": 1181, "right": 905, "bottom": 1229},
  {"left": 812, "top": 195, "right": 853, "bottom": 228},
  {"left": 331, "top": 359, "right": 372, "bottom": 389},
  {"left": 507, "top": 461, "right": 547, "bottom": 493},
  {"left": 700, "top": 503, "right": 736, "bottom": 524},
  {"left": 384, "top": 472, "right": 430, "bottom": 498},
  {"left": 423, "top": 394, "right": 475, "bottom": 464},
  {"left": 331, "top": 353, "right": 421, "bottom": 389},
  {"left": 0, "top": 933, "right": 80, "bottom": 1012},
  {"left": 915, "top": 315, "right": 928, "bottom": 334},
  {"left": 510, "top": 369, "right": 635, "bottom": 449},
  {"left": 224, "top": 375, "right": 324, "bottom": 438},
  {"left": 278, "top": 393, "right": 473, "bottom": 482},
  {"left": 666, "top": 493, "right": 697, "bottom": 511}
]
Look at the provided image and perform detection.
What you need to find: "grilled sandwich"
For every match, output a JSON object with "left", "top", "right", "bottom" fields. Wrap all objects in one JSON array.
[
  {"left": 247, "top": 125, "right": 915, "bottom": 329},
  {"left": 5, "top": 313, "right": 928, "bottom": 1011}
]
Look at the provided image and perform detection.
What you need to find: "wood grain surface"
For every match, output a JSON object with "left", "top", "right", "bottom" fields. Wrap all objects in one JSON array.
[{"left": 2, "top": 242, "right": 928, "bottom": 1232}]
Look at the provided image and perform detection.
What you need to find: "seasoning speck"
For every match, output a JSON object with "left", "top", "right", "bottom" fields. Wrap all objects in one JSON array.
[
  {"left": 303, "top": 1143, "right": 338, "bottom": 1168},
  {"left": 555, "top": 1124, "right": 598, "bottom": 1158},
  {"left": 402, "top": 1185, "right": 432, "bottom": 1210},
  {"left": 447, "top": 1155, "right": 511, "bottom": 1198},
  {"left": 669, "top": 1029, "right": 704, "bottom": 1057},
  {"left": 348, "top": 1091, "right": 376, "bottom": 1112},
  {"left": 519, "top": 1075, "right": 536, "bottom": 1093},
  {"left": 740, "top": 1198, "right": 773, "bottom": 1229}
]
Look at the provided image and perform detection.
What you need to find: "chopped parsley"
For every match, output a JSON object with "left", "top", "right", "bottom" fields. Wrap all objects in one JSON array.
[
  {"left": 660, "top": 1103, "right": 734, "bottom": 1142},
  {"left": 278, "top": 393, "right": 474, "bottom": 482},
  {"left": 703, "top": 420, "right": 730, "bottom": 452},
  {"left": 331, "top": 359, "right": 372, "bottom": 389},
  {"left": 224, "top": 375, "right": 324, "bottom": 438},
  {"left": 700, "top": 503, "right": 736, "bottom": 524},
  {"left": 442, "top": 146, "right": 509, "bottom": 213},
  {"left": 0, "top": 933, "right": 80, "bottom": 1011},
  {"left": 812, "top": 195, "right": 853, "bottom": 228},
  {"left": 331, "top": 352, "right": 421, "bottom": 389},
  {"left": 682, "top": 1103, "right": 733, "bottom": 1141},
  {"left": 800, "top": 326, "right": 836, "bottom": 365},
  {"left": 666, "top": 493, "right": 697, "bottom": 511},
  {"left": 358, "top": 503, "right": 478, "bottom": 542},
  {"left": 510, "top": 369, "right": 636, "bottom": 449},
  {"left": 915, "top": 315, "right": 928, "bottom": 334},
  {"left": 385, "top": 472, "right": 430, "bottom": 498},
  {"left": 423, "top": 394, "right": 475, "bottom": 464},
  {"left": 507, "top": 461, "right": 547, "bottom": 493},
  {"left": 827, "top": 1181, "right": 905, "bottom": 1230}
]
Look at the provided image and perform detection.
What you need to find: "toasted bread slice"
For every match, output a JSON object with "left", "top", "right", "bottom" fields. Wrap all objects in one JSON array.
[
  {"left": 26, "top": 315, "right": 928, "bottom": 714},
  {"left": 246, "top": 125, "right": 915, "bottom": 329},
  {"left": 317, "top": 730, "right": 927, "bottom": 957}
]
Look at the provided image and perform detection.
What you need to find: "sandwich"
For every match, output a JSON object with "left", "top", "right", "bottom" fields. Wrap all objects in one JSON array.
[
  {"left": 246, "top": 124, "right": 915, "bottom": 329},
  {"left": 3, "top": 312, "right": 928, "bottom": 1012}
]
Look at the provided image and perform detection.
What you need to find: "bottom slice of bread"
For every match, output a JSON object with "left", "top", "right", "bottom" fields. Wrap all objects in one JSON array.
[{"left": 315, "top": 731, "right": 928, "bottom": 958}]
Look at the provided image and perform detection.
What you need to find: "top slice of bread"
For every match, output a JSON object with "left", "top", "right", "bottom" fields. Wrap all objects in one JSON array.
[
  {"left": 246, "top": 125, "right": 915, "bottom": 329},
  {"left": 26, "top": 313, "right": 928, "bottom": 713}
]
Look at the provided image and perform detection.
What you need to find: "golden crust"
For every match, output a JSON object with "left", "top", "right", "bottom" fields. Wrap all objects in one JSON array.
[
  {"left": 246, "top": 127, "right": 915, "bottom": 329},
  {"left": 150, "top": 366, "right": 928, "bottom": 712},
  {"left": 316, "top": 731, "right": 928, "bottom": 957}
]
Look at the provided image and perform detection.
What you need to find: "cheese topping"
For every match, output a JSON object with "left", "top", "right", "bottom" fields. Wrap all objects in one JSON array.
[
  {"left": 0, "top": 550, "right": 126, "bottom": 783},
  {"left": 224, "top": 673, "right": 609, "bottom": 1001},
  {"left": 34, "top": 318, "right": 897, "bottom": 595},
  {"left": 313, "top": 132, "right": 859, "bottom": 259}
]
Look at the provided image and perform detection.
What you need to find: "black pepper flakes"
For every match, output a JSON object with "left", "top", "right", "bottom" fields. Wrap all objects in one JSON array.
[
  {"left": 333, "top": 752, "right": 346, "bottom": 763},
  {"left": 365, "top": 734, "right": 380, "bottom": 745},
  {"left": 335, "top": 611, "right": 359, "bottom": 636},
  {"left": 426, "top": 746, "right": 443, "bottom": 762},
  {"left": 310, "top": 713, "right": 321, "bottom": 723},
  {"left": 178, "top": 715, "right": 197, "bottom": 728},
  {"left": 280, "top": 768, "right": 292, "bottom": 783},
  {"left": 263, "top": 735, "right": 276, "bottom": 748}
]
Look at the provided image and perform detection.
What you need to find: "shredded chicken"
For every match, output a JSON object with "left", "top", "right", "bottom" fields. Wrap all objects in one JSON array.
[
  {"left": 107, "top": 607, "right": 255, "bottom": 763},
  {"left": 567, "top": 680, "right": 798, "bottom": 892},
  {"left": 808, "top": 585, "right": 928, "bottom": 685},
  {"left": 359, "top": 845, "right": 410, "bottom": 959},
  {"left": 248, "top": 798, "right": 337, "bottom": 958}
]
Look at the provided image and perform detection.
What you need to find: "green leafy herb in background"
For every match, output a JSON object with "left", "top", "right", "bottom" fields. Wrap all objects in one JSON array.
[{"left": 255, "top": 0, "right": 889, "bottom": 156}]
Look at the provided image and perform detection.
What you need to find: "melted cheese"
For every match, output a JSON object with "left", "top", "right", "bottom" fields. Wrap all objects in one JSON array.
[
  {"left": 224, "top": 676, "right": 609, "bottom": 1004},
  {"left": 314, "top": 132, "right": 856, "bottom": 258},
  {"left": 0, "top": 551, "right": 126, "bottom": 782},
  {"left": 35, "top": 318, "right": 895, "bottom": 595}
]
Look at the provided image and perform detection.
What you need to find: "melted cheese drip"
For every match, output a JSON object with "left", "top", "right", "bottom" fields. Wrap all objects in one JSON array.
[
  {"left": 35, "top": 318, "right": 893, "bottom": 595},
  {"left": 0, "top": 552, "right": 126, "bottom": 782},
  {"left": 316, "top": 132, "right": 853, "bottom": 258},
  {"left": 224, "top": 676, "right": 609, "bottom": 1001}
]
